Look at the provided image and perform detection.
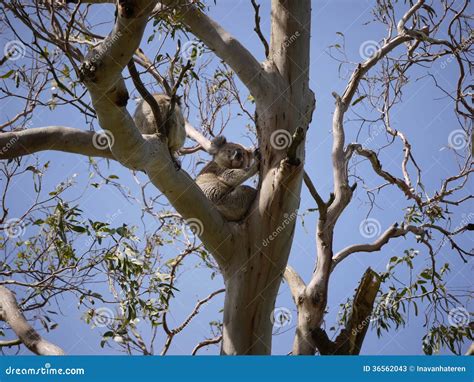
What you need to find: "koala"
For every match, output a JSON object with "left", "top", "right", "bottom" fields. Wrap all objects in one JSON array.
[
  {"left": 196, "top": 136, "right": 259, "bottom": 221},
  {"left": 133, "top": 94, "right": 186, "bottom": 153}
]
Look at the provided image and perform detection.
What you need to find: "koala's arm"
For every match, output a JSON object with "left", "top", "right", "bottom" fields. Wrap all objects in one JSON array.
[{"left": 218, "top": 159, "right": 259, "bottom": 187}]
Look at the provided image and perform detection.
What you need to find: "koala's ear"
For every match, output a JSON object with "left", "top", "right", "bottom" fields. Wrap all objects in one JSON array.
[{"left": 209, "top": 136, "right": 227, "bottom": 155}]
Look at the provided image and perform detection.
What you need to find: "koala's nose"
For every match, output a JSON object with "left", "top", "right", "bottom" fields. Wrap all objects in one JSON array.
[{"left": 233, "top": 151, "right": 243, "bottom": 160}]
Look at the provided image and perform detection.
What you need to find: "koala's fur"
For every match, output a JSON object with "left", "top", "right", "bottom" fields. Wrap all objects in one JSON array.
[
  {"left": 133, "top": 94, "right": 186, "bottom": 153},
  {"left": 196, "top": 136, "right": 259, "bottom": 221}
]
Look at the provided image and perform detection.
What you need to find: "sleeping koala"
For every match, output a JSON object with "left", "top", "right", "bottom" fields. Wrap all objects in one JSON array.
[
  {"left": 133, "top": 94, "right": 186, "bottom": 153},
  {"left": 196, "top": 136, "right": 259, "bottom": 221}
]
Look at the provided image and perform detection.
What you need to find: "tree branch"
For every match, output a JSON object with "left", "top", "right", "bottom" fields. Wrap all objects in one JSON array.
[
  {"left": 283, "top": 266, "right": 306, "bottom": 304},
  {"left": 78, "top": 0, "right": 233, "bottom": 264},
  {"left": 184, "top": 121, "right": 212, "bottom": 152},
  {"left": 0, "top": 127, "right": 114, "bottom": 161},
  {"left": 303, "top": 171, "right": 326, "bottom": 213},
  {"left": 338, "top": 267, "right": 381, "bottom": 355},
  {"left": 0, "top": 286, "right": 65, "bottom": 355},
  {"left": 69, "top": 1, "right": 268, "bottom": 97},
  {"left": 161, "top": 288, "right": 225, "bottom": 355},
  {"left": 0, "top": 338, "right": 22, "bottom": 347},
  {"left": 127, "top": 60, "right": 166, "bottom": 139},
  {"left": 164, "top": 0, "right": 267, "bottom": 98},
  {"left": 313, "top": 268, "right": 381, "bottom": 354},
  {"left": 332, "top": 223, "right": 429, "bottom": 270},
  {"left": 251, "top": 0, "right": 269, "bottom": 57},
  {"left": 333, "top": 223, "right": 400, "bottom": 270},
  {"left": 330, "top": 0, "right": 427, "bottom": 221},
  {"left": 191, "top": 335, "right": 222, "bottom": 355},
  {"left": 348, "top": 144, "right": 422, "bottom": 204},
  {"left": 295, "top": 2, "right": 429, "bottom": 356}
]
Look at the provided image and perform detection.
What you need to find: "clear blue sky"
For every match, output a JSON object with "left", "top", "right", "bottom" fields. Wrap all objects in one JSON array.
[{"left": 1, "top": 0, "right": 472, "bottom": 355}]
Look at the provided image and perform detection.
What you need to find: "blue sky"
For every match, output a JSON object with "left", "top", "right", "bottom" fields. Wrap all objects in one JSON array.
[{"left": 1, "top": 0, "right": 472, "bottom": 355}]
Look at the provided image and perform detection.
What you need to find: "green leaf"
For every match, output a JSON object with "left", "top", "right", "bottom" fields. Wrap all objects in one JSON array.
[
  {"left": 351, "top": 95, "right": 367, "bottom": 106},
  {"left": 0, "top": 70, "right": 14, "bottom": 79},
  {"left": 69, "top": 225, "right": 87, "bottom": 233}
]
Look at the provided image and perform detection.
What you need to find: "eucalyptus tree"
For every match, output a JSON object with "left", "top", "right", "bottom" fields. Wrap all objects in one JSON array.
[{"left": 0, "top": 0, "right": 471, "bottom": 355}]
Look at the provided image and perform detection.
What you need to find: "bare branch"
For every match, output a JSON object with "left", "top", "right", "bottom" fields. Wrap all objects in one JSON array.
[
  {"left": 283, "top": 266, "right": 306, "bottom": 304},
  {"left": 0, "top": 127, "right": 114, "bottom": 161},
  {"left": 348, "top": 144, "right": 422, "bottom": 205},
  {"left": 313, "top": 268, "right": 381, "bottom": 355},
  {"left": 333, "top": 223, "right": 399, "bottom": 269},
  {"left": 191, "top": 335, "right": 222, "bottom": 355},
  {"left": 162, "top": 288, "right": 225, "bottom": 355},
  {"left": 171, "top": 289, "right": 225, "bottom": 336},
  {"left": 251, "top": 0, "right": 269, "bottom": 57},
  {"left": 269, "top": 0, "right": 311, "bottom": 84},
  {"left": 162, "top": 0, "right": 267, "bottom": 98},
  {"left": 330, "top": 0, "right": 428, "bottom": 219},
  {"left": 332, "top": 224, "right": 426, "bottom": 270},
  {"left": 0, "top": 338, "right": 22, "bottom": 347},
  {"left": 0, "top": 286, "right": 65, "bottom": 355},
  {"left": 303, "top": 171, "right": 326, "bottom": 213},
  {"left": 183, "top": 121, "right": 211, "bottom": 152}
]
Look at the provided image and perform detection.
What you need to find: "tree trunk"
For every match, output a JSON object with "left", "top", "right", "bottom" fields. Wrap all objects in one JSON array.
[
  {"left": 221, "top": 249, "right": 281, "bottom": 355},
  {"left": 220, "top": 212, "right": 299, "bottom": 355},
  {"left": 219, "top": 91, "right": 309, "bottom": 354}
]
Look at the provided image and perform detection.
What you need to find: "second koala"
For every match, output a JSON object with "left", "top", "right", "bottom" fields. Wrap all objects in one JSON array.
[
  {"left": 133, "top": 94, "right": 186, "bottom": 153},
  {"left": 196, "top": 136, "right": 259, "bottom": 222}
]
